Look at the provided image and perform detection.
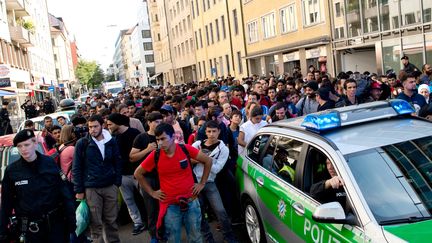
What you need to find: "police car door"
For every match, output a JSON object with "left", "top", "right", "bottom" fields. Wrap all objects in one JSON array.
[
  {"left": 255, "top": 135, "right": 307, "bottom": 242},
  {"left": 290, "top": 145, "right": 365, "bottom": 243}
]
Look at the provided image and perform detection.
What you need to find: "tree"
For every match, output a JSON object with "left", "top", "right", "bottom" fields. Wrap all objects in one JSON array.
[{"left": 75, "top": 60, "right": 105, "bottom": 89}]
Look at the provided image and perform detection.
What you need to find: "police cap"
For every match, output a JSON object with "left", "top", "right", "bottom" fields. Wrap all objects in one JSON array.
[{"left": 13, "top": 129, "right": 35, "bottom": 146}]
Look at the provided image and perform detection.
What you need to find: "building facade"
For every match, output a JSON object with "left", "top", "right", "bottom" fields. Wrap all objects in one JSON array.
[
  {"left": 149, "top": 0, "right": 173, "bottom": 85},
  {"left": 330, "top": 0, "right": 432, "bottom": 75},
  {"left": 166, "top": 0, "right": 196, "bottom": 83},
  {"left": 192, "top": 0, "right": 248, "bottom": 80},
  {"left": 49, "top": 13, "right": 75, "bottom": 98},
  {"left": 243, "top": 0, "right": 333, "bottom": 77},
  {"left": 113, "top": 29, "right": 127, "bottom": 83},
  {"left": 134, "top": 0, "right": 155, "bottom": 87}
]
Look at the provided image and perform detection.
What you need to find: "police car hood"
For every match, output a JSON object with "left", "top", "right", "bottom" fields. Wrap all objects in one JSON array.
[{"left": 383, "top": 219, "right": 432, "bottom": 242}]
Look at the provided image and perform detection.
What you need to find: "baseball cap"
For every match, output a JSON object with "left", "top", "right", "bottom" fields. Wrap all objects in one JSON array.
[
  {"left": 370, "top": 81, "right": 382, "bottom": 90},
  {"left": 160, "top": 105, "right": 174, "bottom": 114}
]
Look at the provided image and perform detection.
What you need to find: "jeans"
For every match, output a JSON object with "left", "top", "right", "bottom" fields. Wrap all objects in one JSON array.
[
  {"left": 119, "top": 175, "right": 144, "bottom": 226},
  {"left": 164, "top": 199, "right": 202, "bottom": 243},
  {"left": 200, "top": 182, "right": 237, "bottom": 243},
  {"left": 85, "top": 185, "right": 120, "bottom": 243}
]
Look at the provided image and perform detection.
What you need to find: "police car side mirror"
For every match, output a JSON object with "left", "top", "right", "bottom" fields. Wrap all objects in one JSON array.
[{"left": 312, "top": 202, "right": 356, "bottom": 225}]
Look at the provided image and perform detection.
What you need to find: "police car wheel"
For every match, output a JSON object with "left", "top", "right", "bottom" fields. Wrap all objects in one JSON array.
[{"left": 244, "top": 199, "right": 266, "bottom": 243}]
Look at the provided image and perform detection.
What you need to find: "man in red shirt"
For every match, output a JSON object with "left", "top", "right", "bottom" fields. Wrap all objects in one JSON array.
[{"left": 134, "top": 123, "right": 212, "bottom": 243}]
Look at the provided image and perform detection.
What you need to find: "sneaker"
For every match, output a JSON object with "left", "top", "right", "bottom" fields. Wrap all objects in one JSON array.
[
  {"left": 150, "top": 237, "right": 158, "bottom": 243},
  {"left": 132, "top": 224, "right": 146, "bottom": 235}
]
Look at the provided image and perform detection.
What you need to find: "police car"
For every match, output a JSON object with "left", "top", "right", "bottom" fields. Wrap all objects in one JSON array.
[{"left": 237, "top": 100, "right": 432, "bottom": 243}]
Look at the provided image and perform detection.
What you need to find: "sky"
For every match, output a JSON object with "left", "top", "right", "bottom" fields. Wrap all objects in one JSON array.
[{"left": 46, "top": 0, "right": 138, "bottom": 70}]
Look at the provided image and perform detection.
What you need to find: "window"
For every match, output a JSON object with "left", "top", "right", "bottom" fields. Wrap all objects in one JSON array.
[
  {"left": 271, "top": 136, "right": 303, "bottom": 184},
  {"left": 187, "top": 15, "right": 191, "bottom": 30},
  {"left": 237, "top": 51, "right": 243, "bottom": 73},
  {"left": 202, "top": 0, "right": 206, "bottom": 11},
  {"left": 196, "top": 0, "right": 200, "bottom": 16},
  {"left": 203, "top": 61, "right": 207, "bottom": 77},
  {"left": 143, "top": 42, "right": 153, "bottom": 50},
  {"left": 145, "top": 54, "right": 154, "bottom": 62},
  {"left": 205, "top": 25, "right": 209, "bottom": 45},
  {"left": 192, "top": 0, "right": 195, "bottom": 18},
  {"left": 262, "top": 13, "right": 276, "bottom": 39},
  {"left": 335, "top": 2, "right": 341, "bottom": 17},
  {"left": 225, "top": 54, "right": 230, "bottom": 74},
  {"left": 247, "top": 20, "right": 259, "bottom": 43},
  {"left": 221, "top": 15, "right": 226, "bottom": 39},
  {"left": 210, "top": 23, "right": 214, "bottom": 44},
  {"left": 199, "top": 28, "right": 203, "bottom": 48},
  {"left": 210, "top": 59, "right": 213, "bottom": 70},
  {"left": 190, "top": 38, "right": 194, "bottom": 51},
  {"left": 233, "top": 9, "right": 239, "bottom": 35},
  {"left": 334, "top": 26, "right": 344, "bottom": 39},
  {"left": 302, "top": 0, "right": 321, "bottom": 26},
  {"left": 181, "top": 0, "right": 184, "bottom": 10},
  {"left": 404, "top": 13, "right": 416, "bottom": 25},
  {"left": 181, "top": 43, "right": 185, "bottom": 56},
  {"left": 280, "top": 4, "right": 297, "bottom": 33},
  {"left": 158, "top": 33, "right": 161, "bottom": 41},
  {"left": 195, "top": 31, "right": 199, "bottom": 49},
  {"left": 247, "top": 134, "right": 270, "bottom": 164},
  {"left": 155, "top": 14, "right": 158, "bottom": 22},
  {"left": 215, "top": 19, "right": 220, "bottom": 41},
  {"left": 142, "top": 30, "right": 151, "bottom": 38},
  {"left": 198, "top": 61, "right": 202, "bottom": 78},
  {"left": 207, "top": 0, "right": 211, "bottom": 9}
]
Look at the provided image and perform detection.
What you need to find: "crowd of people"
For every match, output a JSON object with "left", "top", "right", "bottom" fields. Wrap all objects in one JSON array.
[{"left": 1, "top": 59, "right": 432, "bottom": 243}]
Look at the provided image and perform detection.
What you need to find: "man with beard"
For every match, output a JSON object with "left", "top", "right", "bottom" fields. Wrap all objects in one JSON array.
[
  {"left": 397, "top": 73, "right": 427, "bottom": 114},
  {"left": 295, "top": 81, "right": 319, "bottom": 116},
  {"left": 106, "top": 113, "right": 145, "bottom": 235},
  {"left": 420, "top": 64, "right": 432, "bottom": 84},
  {"left": 72, "top": 115, "right": 123, "bottom": 243}
]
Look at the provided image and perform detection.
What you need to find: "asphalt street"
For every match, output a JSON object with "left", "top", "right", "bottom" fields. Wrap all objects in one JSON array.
[{"left": 119, "top": 221, "right": 248, "bottom": 242}]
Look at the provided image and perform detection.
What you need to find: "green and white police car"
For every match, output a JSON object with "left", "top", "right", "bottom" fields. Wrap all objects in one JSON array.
[{"left": 236, "top": 100, "right": 432, "bottom": 243}]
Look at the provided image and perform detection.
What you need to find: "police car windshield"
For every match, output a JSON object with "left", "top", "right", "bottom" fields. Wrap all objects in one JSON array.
[{"left": 346, "top": 135, "right": 432, "bottom": 225}]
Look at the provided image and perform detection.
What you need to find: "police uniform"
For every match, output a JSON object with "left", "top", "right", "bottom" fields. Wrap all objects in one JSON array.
[{"left": 0, "top": 130, "right": 76, "bottom": 243}]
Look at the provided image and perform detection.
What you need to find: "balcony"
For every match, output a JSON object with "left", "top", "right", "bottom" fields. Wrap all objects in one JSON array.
[
  {"left": 364, "top": 6, "right": 378, "bottom": 19},
  {"left": 6, "top": 0, "right": 30, "bottom": 17},
  {"left": 9, "top": 25, "right": 34, "bottom": 47}
]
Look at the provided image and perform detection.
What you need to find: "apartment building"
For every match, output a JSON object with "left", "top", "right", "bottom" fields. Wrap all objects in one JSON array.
[
  {"left": 192, "top": 0, "right": 248, "bottom": 80},
  {"left": 243, "top": 0, "right": 333, "bottom": 77},
  {"left": 330, "top": 0, "right": 432, "bottom": 74},
  {"left": 49, "top": 13, "right": 74, "bottom": 98},
  {"left": 26, "top": 0, "right": 56, "bottom": 92},
  {"left": 149, "top": 0, "right": 173, "bottom": 85},
  {"left": 167, "top": 0, "right": 196, "bottom": 83},
  {"left": 113, "top": 29, "right": 127, "bottom": 83},
  {"left": 133, "top": 0, "right": 155, "bottom": 87}
]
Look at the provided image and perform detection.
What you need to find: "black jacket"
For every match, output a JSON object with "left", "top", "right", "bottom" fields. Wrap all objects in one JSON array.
[
  {"left": 0, "top": 152, "right": 76, "bottom": 236},
  {"left": 72, "top": 133, "right": 123, "bottom": 193}
]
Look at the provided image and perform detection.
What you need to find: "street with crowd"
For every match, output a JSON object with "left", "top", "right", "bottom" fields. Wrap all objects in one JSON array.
[{"left": 0, "top": 58, "right": 432, "bottom": 243}]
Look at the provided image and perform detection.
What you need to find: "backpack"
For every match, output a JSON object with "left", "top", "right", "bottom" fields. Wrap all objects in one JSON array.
[{"left": 154, "top": 143, "right": 197, "bottom": 183}]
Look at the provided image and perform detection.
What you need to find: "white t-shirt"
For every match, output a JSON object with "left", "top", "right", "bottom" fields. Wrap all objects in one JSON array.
[{"left": 238, "top": 120, "right": 267, "bottom": 155}]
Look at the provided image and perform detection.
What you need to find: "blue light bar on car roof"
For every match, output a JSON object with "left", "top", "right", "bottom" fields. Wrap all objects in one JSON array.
[
  {"left": 389, "top": 99, "right": 415, "bottom": 115},
  {"left": 301, "top": 111, "right": 341, "bottom": 131}
]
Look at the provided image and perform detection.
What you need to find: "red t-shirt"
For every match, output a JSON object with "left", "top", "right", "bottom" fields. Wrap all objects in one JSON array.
[{"left": 140, "top": 144, "right": 200, "bottom": 201}]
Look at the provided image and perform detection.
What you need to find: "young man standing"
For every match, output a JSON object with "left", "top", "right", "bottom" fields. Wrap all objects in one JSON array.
[
  {"left": 192, "top": 121, "right": 238, "bottom": 243},
  {"left": 129, "top": 112, "right": 163, "bottom": 242},
  {"left": 397, "top": 73, "right": 427, "bottom": 114},
  {"left": 106, "top": 113, "right": 145, "bottom": 235},
  {"left": 134, "top": 123, "right": 212, "bottom": 243},
  {"left": 72, "top": 115, "right": 123, "bottom": 243}
]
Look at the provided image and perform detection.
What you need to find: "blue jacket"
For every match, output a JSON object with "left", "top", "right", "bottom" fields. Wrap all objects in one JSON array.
[{"left": 72, "top": 130, "right": 123, "bottom": 193}]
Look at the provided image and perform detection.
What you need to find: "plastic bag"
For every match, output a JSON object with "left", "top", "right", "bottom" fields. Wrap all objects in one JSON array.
[{"left": 75, "top": 199, "right": 90, "bottom": 236}]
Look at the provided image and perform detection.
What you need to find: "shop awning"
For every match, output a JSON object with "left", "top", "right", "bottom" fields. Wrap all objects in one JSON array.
[
  {"left": 0, "top": 90, "right": 15, "bottom": 96},
  {"left": 0, "top": 87, "right": 32, "bottom": 93},
  {"left": 149, "top": 73, "right": 162, "bottom": 81}
]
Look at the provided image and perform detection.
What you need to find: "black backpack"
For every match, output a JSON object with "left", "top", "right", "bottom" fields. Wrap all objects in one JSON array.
[{"left": 153, "top": 143, "right": 197, "bottom": 183}]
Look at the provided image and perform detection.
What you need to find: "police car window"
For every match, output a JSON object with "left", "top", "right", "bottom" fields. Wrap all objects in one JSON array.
[
  {"left": 271, "top": 136, "right": 303, "bottom": 185},
  {"left": 247, "top": 135, "right": 270, "bottom": 164},
  {"left": 262, "top": 136, "right": 277, "bottom": 170},
  {"left": 347, "top": 136, "right": 432, "bottom": 224}
]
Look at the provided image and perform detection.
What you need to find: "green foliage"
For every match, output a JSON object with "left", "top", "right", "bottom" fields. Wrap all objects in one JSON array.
[
  {"left": 17, "top": 19, "right": 35, "bottom": 33},
  {"left": 75, "top": 60, "right": 105, "bottom": 89},
  {"left": 106, "top": 74, "right": 116, "bottom": 82}
]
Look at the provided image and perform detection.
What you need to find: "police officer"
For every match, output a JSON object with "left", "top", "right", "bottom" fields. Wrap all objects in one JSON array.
[
  {"left": 20, "top": 100, "right": 38, "bottom": 120},
  {"left": 0, "top": 129, "right": 76, "bottom": 243},
  {"left": 0, "top": 101, "right": 13, "bottom": 135}
]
